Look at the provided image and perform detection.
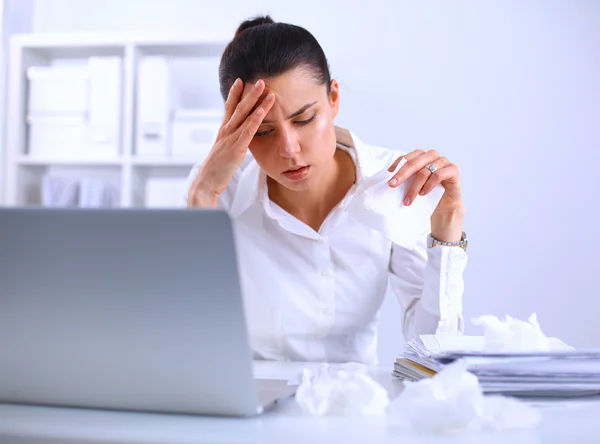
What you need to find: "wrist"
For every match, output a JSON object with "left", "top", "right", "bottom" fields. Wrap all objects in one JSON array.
[
  {"left": 430, "top": 206, "right": 465, "bottom": 242},
  {"left": 187, "top": 186, "right": 220, "bottom": 208}
]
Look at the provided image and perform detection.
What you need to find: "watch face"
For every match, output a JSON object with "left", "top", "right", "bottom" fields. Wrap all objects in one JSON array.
[{"left": 427, "top": 235, "right": 435, "bottom": 248}]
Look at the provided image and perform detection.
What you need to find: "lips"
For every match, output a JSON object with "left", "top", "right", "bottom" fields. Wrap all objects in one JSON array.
[
  {"left": 285, "top": 166, "right": 307, "bottom": 173},
  {"left": 282, "top": 165, "right": 310, "bottom": 181}
]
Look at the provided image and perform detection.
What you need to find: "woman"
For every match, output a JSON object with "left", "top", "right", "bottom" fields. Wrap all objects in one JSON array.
[{"left": 186, "top": 16, "right": 468, "bottom": 364}]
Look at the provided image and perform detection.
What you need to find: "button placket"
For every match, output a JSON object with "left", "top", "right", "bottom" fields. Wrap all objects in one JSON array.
[{"left": 313, "top": 236, "right": 336, "bottom": 337}]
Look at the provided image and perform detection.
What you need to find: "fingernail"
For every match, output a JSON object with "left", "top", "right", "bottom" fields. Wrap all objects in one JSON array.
[
  {"left": 404, "top": 196, "right": 411, "bottom": 206},
  {"left": 257, "top": 108, "right": 264, "bottom": 115},
  {"left": 389, "top": 178, "right": 398, "bottom": 186},
  {"left": 231, "top": 78, "right": 240, "bottom": 90},
  {"left": 419, "top": 190, "right": 425, "bottom": 196},
  {"left": 266, "top": 92, "right": 275, "bottom": 101},
  {"left": 254, "top": 80, "right": 262, "bottom": 90}
]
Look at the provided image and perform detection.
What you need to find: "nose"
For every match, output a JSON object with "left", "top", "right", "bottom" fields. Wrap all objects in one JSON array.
[{"left": 278, "top": 128, "right": 300, "bottom": 158}]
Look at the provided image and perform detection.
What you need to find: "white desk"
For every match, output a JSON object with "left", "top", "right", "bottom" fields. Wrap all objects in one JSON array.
[{"left": 1, "top": 361, "right": 600, "bottom": 444}]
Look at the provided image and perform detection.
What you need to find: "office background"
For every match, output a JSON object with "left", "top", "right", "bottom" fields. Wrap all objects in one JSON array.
[{"left": 1, "top": 0, "right": 599, "bottom": 364}]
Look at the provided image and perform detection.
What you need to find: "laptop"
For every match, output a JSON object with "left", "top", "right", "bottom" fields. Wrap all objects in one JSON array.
[{"left": 0, "top": 208, "right": 296, "bottom": 416}]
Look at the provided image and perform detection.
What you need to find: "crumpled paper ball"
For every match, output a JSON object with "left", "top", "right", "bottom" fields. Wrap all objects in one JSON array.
[
  {"left": 388, "top": 360, "right": 542, "bottom": 433},
  {"left": 472, "top": 313, "right": 549, "bottom": 352},
  {"left": 295, "top": 363, "right": 389, "bottom": 416}
]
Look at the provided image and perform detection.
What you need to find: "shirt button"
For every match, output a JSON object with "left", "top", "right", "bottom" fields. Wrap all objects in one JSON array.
[{"left": 320, "top": 269, "right": 333, "bottom": 277}]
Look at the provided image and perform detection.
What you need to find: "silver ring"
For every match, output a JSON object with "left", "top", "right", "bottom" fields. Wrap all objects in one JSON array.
[{"left": 426, "top": 164, "right": 438, "bottom": 174}]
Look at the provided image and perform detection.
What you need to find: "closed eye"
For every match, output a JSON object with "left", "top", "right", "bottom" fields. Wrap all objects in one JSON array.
[
  {"left": 295, "top": 114, "right": 316, "bottom": 126},
  {"left": 255, "top": 128, "right": 273, "bottom": 137},
  {"left": 254, "top": 114, "right": 317, "bottom": 137}
]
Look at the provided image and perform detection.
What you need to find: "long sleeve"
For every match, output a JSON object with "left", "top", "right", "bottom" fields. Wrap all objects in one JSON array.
[{"left": 388, "top": 235, "right": 468, "bottom": 341}]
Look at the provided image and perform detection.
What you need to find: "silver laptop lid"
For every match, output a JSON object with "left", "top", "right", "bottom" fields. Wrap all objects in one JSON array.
[{"left": 0, "top": 208, "right": 260, "bottom": 416}]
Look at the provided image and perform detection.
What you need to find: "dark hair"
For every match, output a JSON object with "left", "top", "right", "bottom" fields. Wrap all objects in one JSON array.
[{"left": 218, "top": 15, "right": 331, "bottom": 100}]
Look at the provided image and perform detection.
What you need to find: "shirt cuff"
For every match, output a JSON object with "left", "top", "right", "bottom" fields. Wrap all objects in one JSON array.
[{"left": 420, "top": 245, "right": 468, "bottom": 319}]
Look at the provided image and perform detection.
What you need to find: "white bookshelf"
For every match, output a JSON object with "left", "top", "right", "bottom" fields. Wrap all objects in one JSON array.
[
  {"left": 2, "top": 33, "right": 227, "bottom": 208},
  {"left": 16, "top": 156, "right": 125, "bottom": 166}
]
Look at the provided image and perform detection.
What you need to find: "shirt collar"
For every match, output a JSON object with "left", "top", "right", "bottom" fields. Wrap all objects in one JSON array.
[{"left": 229, "top": 126, "right": 380, "bottom": 219}]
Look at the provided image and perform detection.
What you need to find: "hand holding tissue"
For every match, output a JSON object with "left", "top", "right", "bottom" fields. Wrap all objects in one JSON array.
[{"left": 345, "top": 157, "right": 446, "bottom": 250}]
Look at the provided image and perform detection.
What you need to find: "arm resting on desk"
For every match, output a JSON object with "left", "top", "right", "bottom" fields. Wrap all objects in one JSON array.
[{"left": 388, "top": 236, "right": 467, "bottom": 341}]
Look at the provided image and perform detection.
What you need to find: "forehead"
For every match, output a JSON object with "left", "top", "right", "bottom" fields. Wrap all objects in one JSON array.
[{"left": 241, "top": 67, "right": 326, "bottom": 103}]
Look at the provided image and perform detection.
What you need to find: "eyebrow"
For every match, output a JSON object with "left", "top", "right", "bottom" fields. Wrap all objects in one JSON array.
[{"left": 261, "top": 101, "right": 317, "bottom": 124}]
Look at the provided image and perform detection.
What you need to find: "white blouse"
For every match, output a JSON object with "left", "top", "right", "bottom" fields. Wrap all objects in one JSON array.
[{"left": 185, "top": 127, "right": 467, "bottom": 364}]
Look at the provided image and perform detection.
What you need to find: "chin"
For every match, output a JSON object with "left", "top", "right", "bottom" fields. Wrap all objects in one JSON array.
[{"left": 282, "top": 178, "right": 311, "bottom": 192}]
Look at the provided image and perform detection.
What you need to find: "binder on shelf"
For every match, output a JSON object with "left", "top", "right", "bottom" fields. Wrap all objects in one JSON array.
[
  {"left": 87, "top": 57, "right": 122, "bottom": 158},
  {"left": 41, "top": 175, "right": 80, "bottom": 207},
  {"left": 136, "top": 56, "right": 181, "bottom": 157},
  {"left": 78, "top": 178, "right": 118, "bottom": 208}
]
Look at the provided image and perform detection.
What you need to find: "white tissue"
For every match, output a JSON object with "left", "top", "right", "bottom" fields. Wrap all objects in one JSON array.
[
  {"left": 345, "top": 159, "right": 445, "bottom": 250},
  {"left": 472, "top": 313, "right": 549, "bottom": 352},
  {"left": 389, "top": 360, "right": 541, "bottom": 433},
  {"left": 295, "top": 363, "right": 389, "bottom": 416}
]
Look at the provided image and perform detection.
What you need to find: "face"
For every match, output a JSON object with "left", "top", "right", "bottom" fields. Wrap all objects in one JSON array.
[{"left": 241, "top": 67, "right": 340, "bottom": 192}]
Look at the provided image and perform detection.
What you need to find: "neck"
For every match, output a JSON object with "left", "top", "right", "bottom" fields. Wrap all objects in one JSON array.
[{"left": 268, "top": 149, "right": 355, "bottom": 228}]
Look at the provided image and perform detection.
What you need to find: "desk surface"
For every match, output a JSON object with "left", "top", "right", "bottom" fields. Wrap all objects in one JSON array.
[{"left": 1, "top": 361, "right": 600, "bottom": 444}]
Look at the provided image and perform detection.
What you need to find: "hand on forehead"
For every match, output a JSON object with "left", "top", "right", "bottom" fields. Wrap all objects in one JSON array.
[{"left": 240, "top": 68, "right": 323, "bottom": 116}]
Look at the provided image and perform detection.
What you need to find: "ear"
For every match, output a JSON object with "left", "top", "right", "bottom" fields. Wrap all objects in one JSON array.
[{"left": 329, "top": 79, "right": 340, "bottom": 118}]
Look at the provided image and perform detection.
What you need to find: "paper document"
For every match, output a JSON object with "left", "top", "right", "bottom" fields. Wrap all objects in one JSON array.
[
  {"left": 393, "top": 335, "right": 600, "bottom": 399},
  {"left": 419, "top": 335, "right": 572, "bottom": 354}
]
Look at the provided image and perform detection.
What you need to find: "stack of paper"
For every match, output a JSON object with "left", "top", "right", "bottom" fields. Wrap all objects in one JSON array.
[{"left": 394, "top": 335, "right": 600, "bottom": 398}]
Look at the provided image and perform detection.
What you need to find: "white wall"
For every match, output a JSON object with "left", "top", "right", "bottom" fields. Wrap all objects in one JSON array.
[
  {"left": 25, "top": 0, "right": 600, "bottom": 363},
  {"left": 0, "top": 0, "right": 7, "bottom": 204},
  {"left": 0, "top": 0, "right": 34, "bottom": 204}
]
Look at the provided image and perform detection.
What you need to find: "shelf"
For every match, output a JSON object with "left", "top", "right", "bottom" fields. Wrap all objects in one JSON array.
[
  {"left": 4, "top": 33, "right": 227, "bottom": 207},
  {"left": 17, "top": 156, "right": 200, "bottom": 168},
  {"left": 11, "top": 33, "right": 228, "bottom": 58},
  {"left": 12, "top": 32, "right": 229, "bottom": 47},
  {"left": 12, "top": 34, "right": 126, "bottom": 58},
  {"left": 130, "top": 157, "right": 201, "bottom": 167},
  {"left": 17, "top": 156, "right": 124, "bottom": 167}
]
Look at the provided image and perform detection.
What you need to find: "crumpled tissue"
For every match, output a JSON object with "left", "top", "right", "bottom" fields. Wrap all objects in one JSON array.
[
  {"left": 388, "top": 360, "right": 542, "bottom": 433},
  {"left": 295, "top": 363, "right": 389, "bottom": 416},
  {"left": 472, "top": 313, "right": 549, "bottom": 352},
  {"left": 345, "top": 157, "right": 446, "bottom": 250}
]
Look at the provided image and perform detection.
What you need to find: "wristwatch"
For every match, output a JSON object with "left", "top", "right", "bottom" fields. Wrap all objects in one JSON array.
[{"left": 427, "top": 231, "right": 468, "bottom": 251}]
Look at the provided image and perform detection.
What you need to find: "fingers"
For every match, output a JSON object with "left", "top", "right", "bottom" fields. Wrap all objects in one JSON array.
[
  {"left": 223, "top": 79, "right": 267, "bottom": 134},
  {"left": 236, "top": 92, "right": 276, "bottom": 147},
  {"left": 402, "top": 157, "right": 450, "bottom": 206},
  {"left": 389, "top": 149, "right": 440, "bottom": 187},
  {"left": 387, "top": 149, "right": 424, "bottom": 173},
  {"left": 388, "top": 156, "right": 404, "bottom": 173},
  {"left": 223, "top": 78, "right": 243, "bottom": 124},
  {"left": 420, "top": 163, "right": 459, "bottom": 197}
]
